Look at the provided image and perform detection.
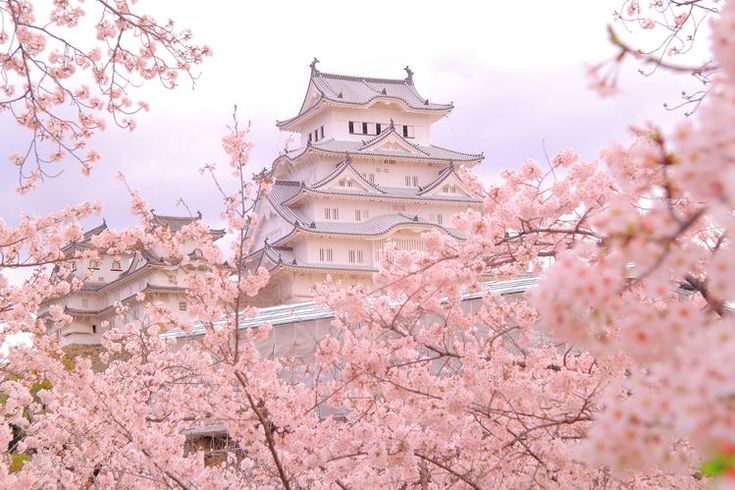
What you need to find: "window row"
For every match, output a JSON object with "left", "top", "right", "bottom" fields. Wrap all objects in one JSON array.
[
  {"left": 319, "top": 248, "right": 334, "bottom": 262},
  {"left": 355, "top": 209, "right": 369, "bottom": 222},
  {"left": 308, "top": 125, "right": 325, "bottom": 143},
  {"left": 323, "top": 208, "right": 371, "bottom": 221},
  {"left": 318, "top": 248, "right": 366, "bottom": 264},
  {"left": 73, "top": 259, "right": 123, "bottom": 271},
  {"left": 323, "top": 208, "right": 339, "bottom": 220},
  {"left": 348, "top": 121, "right": 415, "bottom": 138}
]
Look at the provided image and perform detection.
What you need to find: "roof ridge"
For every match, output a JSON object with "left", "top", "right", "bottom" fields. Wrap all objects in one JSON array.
[
  {"left": 83, "top": 221, "right": 108, "bottom": 238},
  {"left": 317, "top": 71, "right": 409, "bottom": 85},
  {"left": 151, "top": 213, "right": 198, "bottom": 220}
]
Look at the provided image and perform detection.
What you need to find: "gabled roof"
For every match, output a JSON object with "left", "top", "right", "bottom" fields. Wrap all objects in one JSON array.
[
  {"left": 59, "top": 214, "right": 226, "bottom": 295},
  {"left": 418, "top": 163, "right": 475, "bottom": 197},
  {"left": 61, "top": 220, "right": 108, "bottom": 253},
  {"left": 277, "top": 61, "right": 453, "bottom": 130},
  {"left": 150, "top": 213, "right": 199, "bottom": 232},
  {"left": 310, "top": 156, "right": 384, "bottom": 194},
  {"left": 357, "top": 125, "right": 428, "bottom": 155},
  {"left": 150, "top": 212, "right": 226, "bottom": 241},
  {"left": 265, "top": 181, "right": 312, "bottom": 226}
]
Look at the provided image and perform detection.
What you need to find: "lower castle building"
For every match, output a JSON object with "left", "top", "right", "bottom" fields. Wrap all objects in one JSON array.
[{"left": 40, "top": 213, "right": 224, "bottom": 345}]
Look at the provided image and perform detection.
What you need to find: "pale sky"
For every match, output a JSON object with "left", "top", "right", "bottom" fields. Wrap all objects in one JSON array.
[{"left": 1, "top": 1, "right": 707, "bottom": 229}]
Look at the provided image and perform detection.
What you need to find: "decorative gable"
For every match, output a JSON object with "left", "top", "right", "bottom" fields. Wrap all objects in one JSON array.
[
  {"left": 322, "top": 165, "right": 377, "bottom": 193},
  {"left": 358, "top": 130, "right": 426, "bottom": 156},
  {"left": 299, "top": 82, "right": 323, "bottom": 115},
  {"left": 309, "top": 158, "right": 384, "bottom": 195},
  {"left": 419, "top": 167, "right": 475, "bottom": 199}
]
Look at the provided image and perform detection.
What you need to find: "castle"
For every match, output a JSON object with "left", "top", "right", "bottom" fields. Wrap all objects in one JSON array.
[
  {"left": 46, "top": 62, "right": 486, "bottom": 344},
  {"left": 247, "top": 60, "right": 484, "bottom": 304}
]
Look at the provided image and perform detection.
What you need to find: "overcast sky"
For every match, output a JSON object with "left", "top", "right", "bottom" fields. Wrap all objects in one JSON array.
[{"left": 1, "top": 1, "right": 707, "bottom": 229}]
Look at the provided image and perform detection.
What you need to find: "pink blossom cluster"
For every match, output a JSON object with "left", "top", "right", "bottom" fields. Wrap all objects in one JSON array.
[{"left": 0, "top": 0, "right": 211, "bottom": 189}]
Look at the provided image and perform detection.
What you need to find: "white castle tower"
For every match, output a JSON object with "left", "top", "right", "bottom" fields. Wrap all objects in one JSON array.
[{"left": 248, "top": 60, "right": 484, "bottom": 304}]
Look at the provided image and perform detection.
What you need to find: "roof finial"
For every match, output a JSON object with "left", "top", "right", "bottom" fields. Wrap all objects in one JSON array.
[
  {"left": 310, "top": 57, "right": 320, "bottom": 75},
  {"left": 404, "top": 65, "right": 414, "bottom": 84},
  {"left": 389, "top": 118, "right": 395, "bottom": 129},
  {"left": 196, "top": 210, "right": 202, "bottom": 219}
]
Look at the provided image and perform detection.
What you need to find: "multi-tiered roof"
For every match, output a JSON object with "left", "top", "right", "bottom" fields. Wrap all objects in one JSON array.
[{"left": 248, "top": 62, "right": 484, "bottom": 304}]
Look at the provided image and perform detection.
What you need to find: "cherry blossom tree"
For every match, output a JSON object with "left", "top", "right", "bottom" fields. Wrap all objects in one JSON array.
[
  {"left": 0, "top": 0, "right": 210, "bottom": 190},
  {"left": 589, "top": 0, "right": 719, "bottom": 110},
  {"left": 1, "top": 0, "right": 735, "bottom": 488}
]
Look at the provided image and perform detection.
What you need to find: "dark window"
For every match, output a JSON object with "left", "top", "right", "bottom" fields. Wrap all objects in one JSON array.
[
  {"left": 402, "top": 125, "right": 409, "bottom": 137},
  {"left": 320, "top": 126, "right": 324, "bottom": 139},
  {"left": 376, "top": 123, "right": 382, "bottom": 134},
  {"left": 92, "top": 324, "right": 97, "bottom": 334},
  {"left": 348, "top": 121, "right": 354, "bottom": 134},
  {"left": 362, "top": 122, "right": 368, "bottom": 134},
  {"left": 308, "top": 133, "right": 312, "bottom": 143}
]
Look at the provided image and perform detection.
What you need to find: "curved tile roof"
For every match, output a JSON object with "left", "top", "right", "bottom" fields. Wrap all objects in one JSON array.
[
  {"left": 283, "top": 137, "right": 483, "bottom": 163},
  {"left": 151, "top": 212, "right": 226, "bottom": 240},
  {"left": 268, "top": 210, "right": 466, "bottom": 243},
  {"left": 277, "top": 64, "right": 452, "bottom": 129},
  {"left": 269, "top": 178, "right": 480, "bottom": 225},
  {"left": 311, "top": 70, "right": 452, "bottom": 111}
]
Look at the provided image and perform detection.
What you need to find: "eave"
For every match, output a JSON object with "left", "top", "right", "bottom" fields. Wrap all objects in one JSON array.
[{"left": 276, "top": 98, "right": 452, "bottom": 132}]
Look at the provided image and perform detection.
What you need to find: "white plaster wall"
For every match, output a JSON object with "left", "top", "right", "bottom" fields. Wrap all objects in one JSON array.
[
  {"left": 302, "top": 236, "right": 372, "bottom": 265},
  {"left": 305, "top": 195, "right": 476, "bottom": 224},
  {"left": 299, "top": 105, "right": 437, "bottom": 145},
  {"left": 286, "top": 157, "right": 341, "bottom": 184}
]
